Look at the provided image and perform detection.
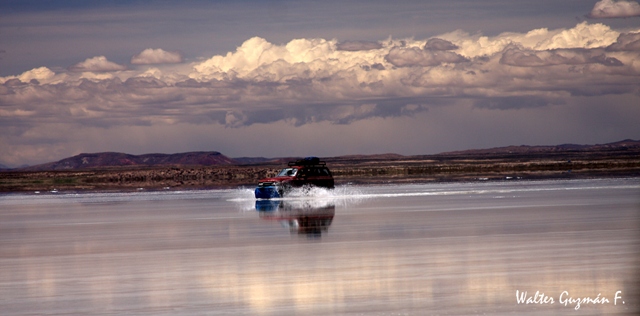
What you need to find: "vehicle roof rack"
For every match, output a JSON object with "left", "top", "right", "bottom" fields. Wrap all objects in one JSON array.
[{"left": 288, "top": 156, "right": 326, "bottom": 167}]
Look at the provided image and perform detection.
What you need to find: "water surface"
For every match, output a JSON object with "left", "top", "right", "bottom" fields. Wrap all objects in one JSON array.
[{"left": 1, "top": 178, "right": 639, "bottom": 315}]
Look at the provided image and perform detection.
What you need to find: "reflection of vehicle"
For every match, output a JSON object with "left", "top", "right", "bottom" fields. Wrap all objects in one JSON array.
[
  {"left": 256, "top": 200, "right": 335, "bottom": 237},
  {"left": 254, "top": 157, "right": 334, "bottom": 199}
]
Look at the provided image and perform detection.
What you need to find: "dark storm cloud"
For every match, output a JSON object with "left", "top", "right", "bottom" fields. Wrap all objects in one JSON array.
[
  {"left": 473, "top": 96, "right": 564, "bottom": 110},
  {"left": 606, "top": 32, "right": 640, "bottom": 51},
  {"left": 253, "top": 98, "right": 431, "bottom": 126},
  {"left": 424, "top": 38, "right": 459, "bottom": 51},
  {"left": 566, "top": 83, "right": 637, "bottom": 96},
  {"left": 385, "top": 47, "right": 468, "bottom": 67},
  {"left": 124, "top": 77, "right": 168, "bottom": 89},
  {"left": 500, "top": 47, "right": 624, "bottom": 67},
  {"left": 360, "top": 63, "right": 386, "bottom": 71}
]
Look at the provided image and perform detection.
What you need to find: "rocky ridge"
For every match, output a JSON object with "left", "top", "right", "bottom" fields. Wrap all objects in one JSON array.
[{"left": 21, "top": 151, "right": 236, "bottom": 171}]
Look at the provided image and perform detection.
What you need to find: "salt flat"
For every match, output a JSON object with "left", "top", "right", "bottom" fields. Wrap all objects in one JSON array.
[{"left": 1, "top": 178, "right": 639, "bottom": 315}]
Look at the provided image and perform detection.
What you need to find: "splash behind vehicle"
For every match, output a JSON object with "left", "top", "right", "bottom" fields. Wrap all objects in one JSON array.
[{"left": 254, "top": 157, "right": 334, "bottom": 199}]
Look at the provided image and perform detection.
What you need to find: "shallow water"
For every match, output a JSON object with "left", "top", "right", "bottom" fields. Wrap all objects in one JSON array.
[{"left": 1, "top": 178, "right": 639, "bottom": 315}]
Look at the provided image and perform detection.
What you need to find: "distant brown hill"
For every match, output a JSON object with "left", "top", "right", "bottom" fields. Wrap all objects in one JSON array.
[
  {"left": 22, "top": 152, "right": 236, "bottom": 171},
  {"left": 2, "top": 139, "right": 639, "bottom": 191},
  {"left": 436, "top": 139, "right": 640, "bottom": 157},
  {"left": 10, "top": 139, "right": 640, "bottom": 171}
]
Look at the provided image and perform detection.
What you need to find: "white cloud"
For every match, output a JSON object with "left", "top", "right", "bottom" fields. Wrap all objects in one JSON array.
[
  {"left": 534, "top": 22, "right": 621, "bottom": 49},
  {"left": 0, "top": 67, "right": 56, "bottom": 84},
  {"left": 1, "top": 22, "right": 639, "bottom": 137},
  {"left": 18, "top": 67, "right": 56, "bottom": 83},
  {"left": 68, "top": 56, "right": 127, "bottom": 72},
  {"left": 588, "top": 0, "right": 640, "bottom": 18},
  {"left": 444, "top": 22, "right": 621, "bottom": 59},
  {"left": 131, "top": 48, "right": 183, "bottom": 64},
  {"left": 191, "top": 37, "right": 341, "bottom": 80}
]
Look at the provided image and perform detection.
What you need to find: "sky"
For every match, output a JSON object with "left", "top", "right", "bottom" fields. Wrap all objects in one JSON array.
[{"left": 1, "top": 0, "right": 640, "bottom": 167}]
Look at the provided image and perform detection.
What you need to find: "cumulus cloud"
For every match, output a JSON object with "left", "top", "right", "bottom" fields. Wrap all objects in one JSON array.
[
  {"left": 18, "top": 67, "right": 55, "bottom": 83},
  {"left": 191, "top": 36, "right": 339, "bottom": 80},
  {"left": 68, "top": 56, "right": 127, "bottom": 72},
  {"left": 0, "top": 67, "right": 55, "bottom": 85},
  {"left": 442, "top": 22, "right": 620, "bottom": 57},
  {"left": 131, "top": 48, "right": 183, "bottom": 64},
  {"left": 1, "top": 22, "right": 639, "bottom": 135},
  {"left": 588, "top": 0, "right": 640, "bottom": 18}
]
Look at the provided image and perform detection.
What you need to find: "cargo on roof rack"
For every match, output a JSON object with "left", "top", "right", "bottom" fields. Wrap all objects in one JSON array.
[{"left": 288, "top": 157, "right": 326, "bottom": 167}]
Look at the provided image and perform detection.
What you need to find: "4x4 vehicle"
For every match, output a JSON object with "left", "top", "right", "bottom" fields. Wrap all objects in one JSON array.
[{"left": 254, "top": 157, "right": 334, "bottom": 199}]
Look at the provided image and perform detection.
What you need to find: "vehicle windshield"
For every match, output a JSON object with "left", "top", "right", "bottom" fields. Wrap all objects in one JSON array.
[{"left": 277, "top": 168, "right": 298, "bottom": 177}]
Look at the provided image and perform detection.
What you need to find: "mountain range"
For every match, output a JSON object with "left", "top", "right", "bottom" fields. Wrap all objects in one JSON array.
[
  {"left": 4, "top": 139, "right": 640, "bottom": 171},
  {"left": 16, "top": 152, "right": 236, "bottom": 171}
]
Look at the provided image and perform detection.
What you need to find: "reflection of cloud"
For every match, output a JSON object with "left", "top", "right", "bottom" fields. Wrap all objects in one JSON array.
[
  {"left": 131, "top": 48, "right": 183, "bottom": 64},
  {"left": 68, "top": 56, "right": 127, "bottom": 72},
  {"left": 588, "top": 0, "right": 640, "bottom": 18}
]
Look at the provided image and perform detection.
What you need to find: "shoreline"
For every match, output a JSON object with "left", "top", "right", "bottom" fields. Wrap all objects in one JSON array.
[
  {"left": 4, "top": 140, "right": 639, "bottom": 193},
  {"left": 2, "top": 155, "right": 639, "bottom": 193},
  {"left": 2, "top": 176, "right": 639, "bottom": 197}
]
